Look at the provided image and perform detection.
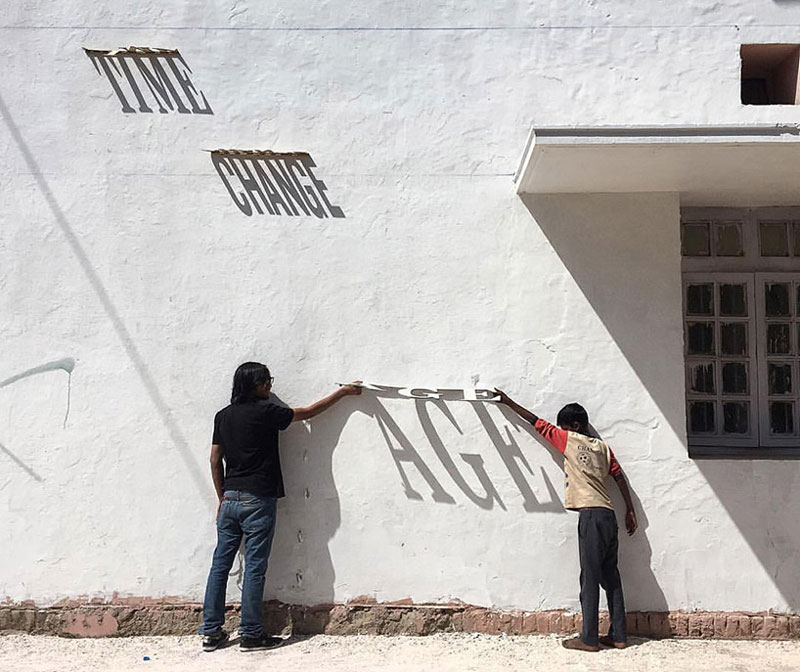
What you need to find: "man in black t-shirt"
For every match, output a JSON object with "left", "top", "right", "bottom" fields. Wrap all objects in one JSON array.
[{"left": 200, "top": 362, "right": 360, "bottom": 652}]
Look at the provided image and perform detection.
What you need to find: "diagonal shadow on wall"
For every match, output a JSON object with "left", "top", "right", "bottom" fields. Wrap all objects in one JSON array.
[
  {"left": 0, "top": 441, "right": 43, "bottom": 482},
  {"left": 0, "top": 91, "right": 211, "bottom": 509},
  {"left": 522, "top": 192, "right": 800, "bottom": 611}
]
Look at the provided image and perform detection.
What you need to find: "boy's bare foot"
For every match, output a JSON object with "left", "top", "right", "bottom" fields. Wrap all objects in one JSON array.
[
  {"left": 599, "top": 635, "right": 628, "bottom": 649},
  {"left": 561, "top": 636, "right": 600, "bottom": 652}
]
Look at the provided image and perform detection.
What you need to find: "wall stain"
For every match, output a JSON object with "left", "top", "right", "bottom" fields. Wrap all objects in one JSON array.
[{"left": 0, "top": 358, "right": 76, "bottom": 428}]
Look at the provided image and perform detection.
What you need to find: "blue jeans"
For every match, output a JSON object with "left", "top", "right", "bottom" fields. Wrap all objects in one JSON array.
[{"left": 201, "top": 490, "right": 278, "bottom": 638}]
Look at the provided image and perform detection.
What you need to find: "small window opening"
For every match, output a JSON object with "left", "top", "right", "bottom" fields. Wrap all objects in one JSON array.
[{"left": 741, "top": 44, "right": 800, "bottom": 105}]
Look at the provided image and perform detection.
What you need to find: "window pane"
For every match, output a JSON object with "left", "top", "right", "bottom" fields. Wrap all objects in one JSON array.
[
  {"left": 689, "top": 401, "right": 715, "bottom": 433},
  {"left": 689, "top": 363, "right": 715, "bottom": 394},
  {"left": 714, "top": 222, "right": 744, "bottom": 256},
  {"left": 767, "top": 323, "right": 792, "bottom": 355},
  {"left": 719, "top": 284, "right": 747, "bottom": 316},
  {"left": 682, "top": 223, "right": 710, "bottom": 256},
  {"left": 794, "top": 223, "right": 800, "bottom": 257},
  {"left": 722, "top": 362, "right": 748, "bottom": 394},
  {"left": 768, "top": 362, "right": 793, "bottom": 395},
  {"left": 686, "top": 284, "right": 714, "bottom": 316},
  {"left": 720, "top": 323, "right": 747, "bottom": 356},
  {"left": 723, "top": 402, "right": 749, "bottom": 434},
  {"left": 770, "top": 402, "right": 795, "bottom": 434},
  {"left": 761, "top": 222, "right": 789, "bottom": 256},
  {"left": 687, "top": 322, "right": 715, "bottom": 355},
  {"left": 797, "top": 285, "right": 800, "bottom": 318},
  {"left": 766, "top": 283, "right": 791, "bottom": 317}
]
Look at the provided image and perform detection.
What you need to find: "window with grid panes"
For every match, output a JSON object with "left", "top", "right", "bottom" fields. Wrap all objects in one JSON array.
[{"left": 682, "top": 208, "right": 800, "bottom": 457}]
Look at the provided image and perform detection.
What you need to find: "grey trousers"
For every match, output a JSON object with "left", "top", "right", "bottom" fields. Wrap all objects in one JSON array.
[{"left": 578, "top": 507, "right": 627, "bottom": 645}]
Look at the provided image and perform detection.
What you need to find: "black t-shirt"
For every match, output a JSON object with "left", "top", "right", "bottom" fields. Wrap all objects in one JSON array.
[{"left": 212, "top": 399, "right": 294, "bottom": 497}]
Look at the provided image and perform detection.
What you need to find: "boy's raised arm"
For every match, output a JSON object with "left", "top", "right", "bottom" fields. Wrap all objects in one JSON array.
[
  {"left": 494, "top": 389, "right": 569, "bottom": 454},
  {"left": 494, "top": 389, "right": 539, "bottom": 424}
]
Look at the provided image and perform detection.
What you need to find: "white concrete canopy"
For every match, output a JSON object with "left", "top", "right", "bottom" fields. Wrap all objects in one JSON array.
[{"left": 515, "top": 125, "right": 800, "bottom": 206}]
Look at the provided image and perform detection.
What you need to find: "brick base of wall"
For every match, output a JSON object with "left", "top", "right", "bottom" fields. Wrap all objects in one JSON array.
[{"left": 1, "top": 598, "right": 798, "bottom": 639}]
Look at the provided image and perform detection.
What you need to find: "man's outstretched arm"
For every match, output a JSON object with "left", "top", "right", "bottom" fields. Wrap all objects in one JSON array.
[{"left": 291, "top": 382, "right": 362, "bottom": 422}]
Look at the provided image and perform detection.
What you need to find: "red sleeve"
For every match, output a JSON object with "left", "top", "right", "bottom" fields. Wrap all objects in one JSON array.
[
  {"left": 608, "top": 448, "right": 622, "bottom": 477},
  {"left": 533, "top": 418, "right": 568, "bottom": 454}
]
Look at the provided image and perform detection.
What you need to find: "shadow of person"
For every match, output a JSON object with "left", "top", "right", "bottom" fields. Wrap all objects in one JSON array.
[
  {"left": 590, "top": 423, "right": 669, "bottom": 620},
  {"left": 607, "top": 475, "right": 669, "bottom": 616},
  {"left": 584, "top": 426, "right": 668, "bottom": 615},
  {"left": 261, "top": 393, "right": 367, "bottom": 633}
]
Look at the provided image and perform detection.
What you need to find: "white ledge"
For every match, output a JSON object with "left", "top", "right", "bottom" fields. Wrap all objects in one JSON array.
[{"left": 515, "top": 125, "right": 800, "bottom": 206}]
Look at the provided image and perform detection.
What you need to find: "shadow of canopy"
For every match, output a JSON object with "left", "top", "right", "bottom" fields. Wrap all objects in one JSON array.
[{"left": 521, "top": 191, "right": 800, "bottom": 611}]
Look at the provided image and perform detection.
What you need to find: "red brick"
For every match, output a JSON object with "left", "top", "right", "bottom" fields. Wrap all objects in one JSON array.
[
  {"left": 723, "top": 614, "right": 744, "bottom": 639},
  {"left": 348, "top": 595, "right": 378, "bottom": 605},
  {"left": 597, "top": 611, "right": 610, "bottom": 636},
  {"left": 535, "top": 612, "right": 550, "bottom": 634},
  {"left": 468, "top": 610, "right": 491, "bottom": 634},
  {"left": 509, "top": 611, "right": 525, "bottom": 634},
  {"left": 789, "top": 615, "right": 800, "bottom": 638},
  {"left": 557, "top": 612, "right": 576, "bottom": 634},
  {"left": 481, "top": 611, "right": 508, "bottom": 635},
  {"left": 712, "top": 613, "right": 726, "bottom": 638},
  {"left": 688, "top": 613, "right": 704, "bottom": 637},
  {"left": 62, "top": 613, "right": 119, "bottom": 637},
  {"left": 669, "top": 612, "right": 688, "bottom": 637},
  {"left": 649, "top": 612, "right": 672, "bottom": 639},
  {"left": 519, "top": 612, "right": 536, "bottom": 635},
  {"left": 636, "top": 612, "right": 652, "bottom": 636},
  {"left": 775, "top": 615, "right": 790, "bottom": 639},
  {"left": 410, "top": 611, "right": 427, "bottom": 635},
  {"left": 756, "top": 615, "right": 779, "bottom": 639}
]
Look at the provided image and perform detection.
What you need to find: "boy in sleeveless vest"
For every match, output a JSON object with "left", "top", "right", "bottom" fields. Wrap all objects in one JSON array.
[{"left": 495, "top": 390, "right": 638, "bottom": 652}]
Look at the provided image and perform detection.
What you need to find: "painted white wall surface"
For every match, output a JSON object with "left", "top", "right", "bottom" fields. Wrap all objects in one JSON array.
[{"left": 2, "top": 1, "right": 800, "bottom": 615}]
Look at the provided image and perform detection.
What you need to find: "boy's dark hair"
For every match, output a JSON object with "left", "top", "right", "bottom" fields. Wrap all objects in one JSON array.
[
  {"left": 557, "top": 403, "right": 589, "bottom": 430},
  {"left": 231, "top": 362, "right": 270, "bottom": 404}
]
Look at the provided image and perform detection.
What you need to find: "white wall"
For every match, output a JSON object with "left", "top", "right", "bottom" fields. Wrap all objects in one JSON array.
[{"left": 2, "top": 0, "right": 800, "bottom": 614}]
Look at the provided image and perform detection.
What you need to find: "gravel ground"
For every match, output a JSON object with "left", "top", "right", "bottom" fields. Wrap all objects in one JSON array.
[{"left": 1, "top": 633, "right": 799, "bottom": 672}]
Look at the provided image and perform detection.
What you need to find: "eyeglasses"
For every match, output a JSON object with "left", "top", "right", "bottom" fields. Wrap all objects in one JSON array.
[{"left": 265, "top": 376, "right": 274, "bottom": 386}]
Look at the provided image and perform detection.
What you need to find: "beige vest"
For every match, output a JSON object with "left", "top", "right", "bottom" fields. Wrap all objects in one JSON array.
[{"left": 563, "top": 432, "right": 614, "bottom": 510}]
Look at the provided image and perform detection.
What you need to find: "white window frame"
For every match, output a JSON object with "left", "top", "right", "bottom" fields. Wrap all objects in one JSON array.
[
  {"left": 683, "top": 273, "right": 758, "bottom": 448},
  {"left": 755, "top": 273, "right": 800, "bottom": 447},
  {"left": 682, "top": 207, "right": 800, "bottom": 457}
]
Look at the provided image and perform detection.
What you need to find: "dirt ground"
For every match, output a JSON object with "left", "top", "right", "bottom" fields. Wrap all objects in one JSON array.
[{"left": 1, "top": 633, "right": 799, "bottom": 672}]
